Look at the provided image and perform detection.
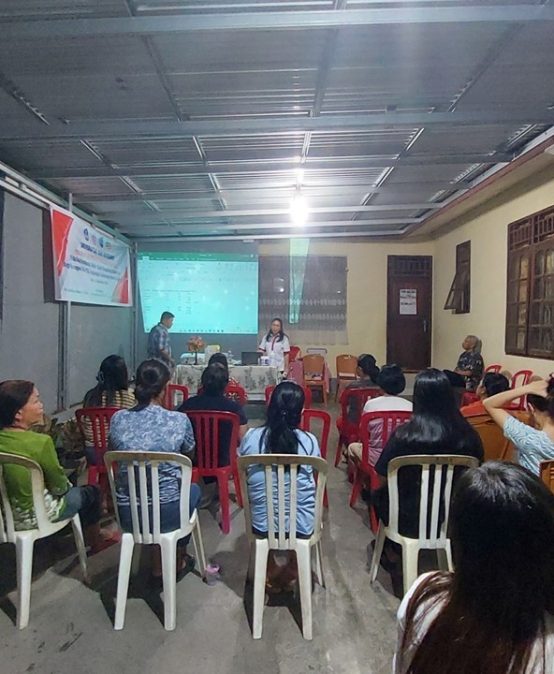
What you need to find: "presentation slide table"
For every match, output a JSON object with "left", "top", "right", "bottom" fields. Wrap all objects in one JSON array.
[{"left": 174, "top": 364, "right": 282, "bottom": 401}]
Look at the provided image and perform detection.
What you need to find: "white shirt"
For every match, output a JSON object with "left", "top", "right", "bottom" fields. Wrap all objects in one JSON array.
[
  {"left": 394, "top": 572, "right": 554, "bottom": 674},
  {"left": 258, "top": 333, "right": 290, "bottom": 371},
  {"left": 363, "top": 395, "right": 413, "bottom": 414}
]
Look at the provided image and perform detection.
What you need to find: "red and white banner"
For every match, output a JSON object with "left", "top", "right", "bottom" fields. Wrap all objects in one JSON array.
[{"left": 50, "top": 206, "right": 132, "bottom": 306}]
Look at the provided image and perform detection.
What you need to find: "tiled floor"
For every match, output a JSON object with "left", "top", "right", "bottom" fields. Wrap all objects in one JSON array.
[{"left": 0, "top": 403, "right": 400, "bottom": 674}]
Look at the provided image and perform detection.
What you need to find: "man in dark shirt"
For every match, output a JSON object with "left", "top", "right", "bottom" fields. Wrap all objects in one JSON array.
[{"left": 178, "top": 363, "right": 248, "bottom": 466}]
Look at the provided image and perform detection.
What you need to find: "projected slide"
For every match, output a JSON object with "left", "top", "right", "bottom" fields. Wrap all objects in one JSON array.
[{"left": 138, "top": 252, "right": 259, "bottom": 334}]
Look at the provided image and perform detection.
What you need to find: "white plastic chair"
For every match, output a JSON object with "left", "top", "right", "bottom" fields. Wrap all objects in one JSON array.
[
  {"left": 369, "top": 454, "right": 479, "bottom": 596},
  {"left": 0, "top": 452, "right": 88, "bottom": 629},
  {"left": 237, "top": 454, "right": 328, "bottom": 640},
  {"left": 104, "top": 451, "right": 206, "bottom": 631}
]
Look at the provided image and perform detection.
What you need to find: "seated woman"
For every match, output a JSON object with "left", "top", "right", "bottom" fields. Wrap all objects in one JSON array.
[
  {"left": 239, "top": 381, "right": 320, "bottom": 591},
  {"left": 460, "top": 372, "right": 510, "bottom": 418},
  {"left": 484, "top": 377, "right": 554, "bottom": 475},
  {"left": 348, "top": 364, "right": 413, "bottom": 466},
  {"left": 393, "top": 462, "right": 554, "bottom": 674},
  {"left": 372, "top": 369, "right": 483, "bottom": 574},
  {"left": 82, "top": 354, "right": 135, "bottom": 465},
  {"left": 0, "top": 380, "right": 116, "bottom": 552},
  {"left": 109, "top": 360, "right": 201, "bottom": 579},
  {"left": 446, "top": 335, "right": 484, "bottom": 392}
]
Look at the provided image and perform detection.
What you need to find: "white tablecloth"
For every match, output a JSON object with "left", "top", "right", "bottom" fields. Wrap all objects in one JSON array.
[{"left": 174, "top": 364, "right": 282, "bottom": 401}]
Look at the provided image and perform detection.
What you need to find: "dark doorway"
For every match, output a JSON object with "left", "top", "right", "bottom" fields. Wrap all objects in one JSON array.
[{"left": 387, "top": 256, "right": 433, "bottom": 371}]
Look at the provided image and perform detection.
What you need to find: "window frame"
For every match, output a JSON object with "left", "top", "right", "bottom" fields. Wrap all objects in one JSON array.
[{"left": 444, "top": 240, "right": 471, "bottom": 314}]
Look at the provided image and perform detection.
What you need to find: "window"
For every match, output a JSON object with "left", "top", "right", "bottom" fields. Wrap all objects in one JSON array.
[
  {"left": 444, "top": 241, "right": 471, "bottom": 314},
  {"left": 506, "top": 206, "right": 554, "bottom": 358}
]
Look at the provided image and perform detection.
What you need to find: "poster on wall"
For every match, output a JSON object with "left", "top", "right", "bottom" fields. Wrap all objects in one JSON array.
[
  {"left": 50, "top": 206, "right": 132, "bottom": 306},
  {"left": 399, "top": 288, "right": 417, "bottom": 315}
]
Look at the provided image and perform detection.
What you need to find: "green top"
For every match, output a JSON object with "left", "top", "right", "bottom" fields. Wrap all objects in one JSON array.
[{"left": 0, "top": 429, "right": 70, "bottom": 530}]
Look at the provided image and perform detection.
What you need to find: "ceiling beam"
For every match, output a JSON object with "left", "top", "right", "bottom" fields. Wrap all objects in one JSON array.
[
  {"left": 0, "top": 113, "right": 552, "bottom": 142},
  {"left": 132, "top": 230, "right": 405, "bottom": 241},
  {"left": 32, "top": 153, "right": 511, "bottom": 180},
  {"left": 3, "top": 7, "right": 554, "bottom": 41}
]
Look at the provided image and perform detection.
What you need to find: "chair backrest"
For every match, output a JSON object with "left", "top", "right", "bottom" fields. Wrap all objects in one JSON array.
[
  {"left": 511, "top": 369, "right": 533, "bottom": 388},
  {"left": 302, "top": 354, "right": 325, "bottom": 380},
  {"left": 540, "top": 460, "right": 554, "bottom": 494},
  {"left": 186, "top": 410, "right": 240, "bottom": 469},
  {"left": 336, "top": 354, "right": 358, "bottom": 379},
  {"left": 289, "top": 345, "right": 302, "bottom": 362},
  {"left": 460, "top": 391, "right": 479, "bottom": 408},
  {"left": 387, "top": 454, "right": 479, "bottom": 543},
  {"left": 300, "top": 409, "right": 331, "bottom": 461},
  {"left": 237, "top": 454, "right": 328, "bottom": 549},
  {"left": 0, "top": 453, "right": 52, "bottom": 542},
  {"left": 339, "top": 387, "right": 381, "bottom": 432},
  {"left": 224, "top": 383, "right": 248, "bottom": 406},
  {"left": 359, "top": 410, "right": 412, "bottom": 464},
  {"left": 484, "top": 364, "right": 502, "bottom": 374},
  {"left": 104, "top": 451, "right": 193, "bottom": 544},
  {"left": 75, "top": 407, "right": 119, "bottom": 450},
  {"left": 306, "top": 347, "right": 327, "bottom": 356},
  {"left": 467, "top": 414, "right": 513, "bottom": 462},
  {"left": 264, "top": 384, "right": 312, "bottom": 408},
  {"left": 163, "top": 384, "right": 189, "bottom": 410}
]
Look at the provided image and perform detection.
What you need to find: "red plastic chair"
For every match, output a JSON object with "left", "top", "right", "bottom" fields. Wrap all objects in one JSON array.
[
  {"left": 186, "top": 410, "right": 241, "bottom": 534},
  {"left": 197, "top": 383, "right": 248, "bottom": 406},
  {"left": 75, "top": 407, "right": 119, "bottom": 487},
  {"left": 484, "top": 364, "right": 502, "bottom": 374},
  {"left": 349, "top": 410, "right": 412, "bottom": 532},
  {"left": 509, "top": 369, "right": 534, "bottom": 411},
  {"left": 163, "top": 384, "right": 189, "bottom": 410},
  {"left": 301, "top": 409, "right": 331, "bottom": 508},
  {"left": 334, "top": 387, "right": 381, "bottom": 467},
  {"left": 264, "top": 384, "right": 312, "bottom": 408},
  {"left": 460, "top": 391, "right": 479, "bottom": 407},
  {"left": 289, "top": 346, "right": 301, "bottom": 362}
]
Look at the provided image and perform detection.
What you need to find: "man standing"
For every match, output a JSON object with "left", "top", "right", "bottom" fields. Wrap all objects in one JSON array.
[{"left": 147, "top": 311, "right": 175, "bottom": 368}]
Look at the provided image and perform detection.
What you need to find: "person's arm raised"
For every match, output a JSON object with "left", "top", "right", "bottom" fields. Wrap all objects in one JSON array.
[{"left": 483, "top": 379, "right": 548, "bottom": 428}]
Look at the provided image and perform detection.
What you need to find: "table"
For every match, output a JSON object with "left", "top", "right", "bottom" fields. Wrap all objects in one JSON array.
[{"left": 174, "top": 364, "right": 282, "bottom": 401}]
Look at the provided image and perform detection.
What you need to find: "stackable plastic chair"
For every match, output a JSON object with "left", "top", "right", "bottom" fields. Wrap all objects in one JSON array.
[
  {"left": 301, "top": 409, "right": 331, "bottom": 507},
  {"left": 0, "top": 453, "right": 88, "bottom": 629},
  {"left": 237, "top": 454, "right": 328, "bottom": 640},
  {"left": 264, "top": 384, "right": 313, "bottom": 408},
  {"left": 509, "top": 369, "right": 534, "bottom": 411},
  {"left": 484, "top": 364, "right": 502, "bottom": 374},
  {"left": 335, "top": 354, "right": 358, "bottom": 401},
  {"left": 369, "top": 454, "right": 479, "bottom": 596},
  {"left": 334, "top": 387, "right": 381, "bottom": 466},
  {"left": 349, "top": 410, "right": 412, "bottom": 531},
  {"left": 289, "top": 346, "right": 302, "bottom": 362},
  {"left": 224, "top": 383, "right": 248, "bottom": 406},
  {"left": 467, "top": 414, "right": 515, "bottom": 462},
  {"left": 186, "top": 410, "right": 241, "bottom": 534},
  {"left": 75, "top": 407, "right": 119, "bottom": 486},
  {"left": 302, "top": 354, "right": 327, "bottom": 405},
  {"left": 163, "top": 384, "right": 189, "bottom": 410},
  {"left": 104, "top": 451, "right": 206, "bottom": 631}
]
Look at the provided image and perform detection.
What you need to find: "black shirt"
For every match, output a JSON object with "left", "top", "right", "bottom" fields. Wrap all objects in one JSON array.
[
  {"left": 374, "top": 420, "right": 483, "bottom": 537},
  {"left": 178, "top": 394, "right": 247, "bottom": 466}
]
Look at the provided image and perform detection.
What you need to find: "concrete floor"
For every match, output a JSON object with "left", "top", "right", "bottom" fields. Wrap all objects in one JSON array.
[{"left": 0, "top": 403, "right": 400, "bottom": 674}]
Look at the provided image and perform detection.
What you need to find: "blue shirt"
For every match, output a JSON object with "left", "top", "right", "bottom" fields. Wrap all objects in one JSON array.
[
  {"left": 239, "top": 426, "right": 320, "bottom": 535},
  {"left": 147, "top": 323, "right": 170, "bottom": 360},
  {"left": 109, "top": 404, "right": 195, "bottom": 505},
  {"left": 504, "top": 415, "right": 554, "bottom": 475}
]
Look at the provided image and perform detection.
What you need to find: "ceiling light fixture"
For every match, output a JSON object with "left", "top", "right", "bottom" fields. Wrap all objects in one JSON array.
[{"left": 290, "top": 191, "right": 309, "bottom": 226}]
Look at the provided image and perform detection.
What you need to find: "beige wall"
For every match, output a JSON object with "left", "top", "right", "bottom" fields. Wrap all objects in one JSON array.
[
  {"left": 259, "top": 239, "right": 433, "bottom": 375},
  {"left": 432, "top": 168, "right": 554, "bottom": 379}
]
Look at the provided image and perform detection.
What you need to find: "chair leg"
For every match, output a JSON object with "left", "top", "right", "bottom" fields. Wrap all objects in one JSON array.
[
  {"left": 349, "top": 468, "right": 363, "bottom": 507},
  {"left": 368, "top": 504, "right": 379, "bottom": 534},
  {"left": 114, "top": 534, "right": 135, "bottom": 630},
  {"left": 71, "top": 515, "right": 89, "bottom": 583},
  {"left": 191, "top": 519, "right": 206, "bottom": 575},
  {"left": 334, "top": 437, "right": 344, "bottom": 467},
  {"left": 160, "top": 537, "right": 178, "bottom": 631},
  {"left": 232, "top": 470, "right": 243, "bottom": 509},
  {"left": 296, "top": 542, "right": 313, "bottom": 640},
  {"left": 401, "top": 542, "right": 419, "bottom": 597},
  {"left": 217, "top": 473, "right": 231, "bottom": 534},
  {"left": 322, "top": 384, "right": 327, "bottom": 407},
  {"left": 369, "top": 525, "right": 386, "bottom": 584},
  {"left": 252, "top": 540, "right": 269, "bottom": 639},
  {"left": 15, "top": 535, "right": 35, "bottom": 629},
  {"left": 323, "top": 487, "right": 329, "bottom": 509},
  {"left": 312, "top": 541, "right": 326, "bottom": 588},
  {"left": 87, "top": 465, "right": 98, "bottom": 486}
]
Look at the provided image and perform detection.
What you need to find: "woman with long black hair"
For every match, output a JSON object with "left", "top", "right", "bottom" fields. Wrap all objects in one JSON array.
[
  {"left": 394, "top": 462, "right": 554, "bottom": 673},
  {"left": 239, "top": 381, "right": 320, "bottom": 590},
  {"left": 257, "top": 317, "right": 290, "bottom": 372}
]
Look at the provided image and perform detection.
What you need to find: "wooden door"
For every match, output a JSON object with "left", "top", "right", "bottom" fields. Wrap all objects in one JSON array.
[{"left": 387, "top": 256, "right": 432, "bottom": 370}]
